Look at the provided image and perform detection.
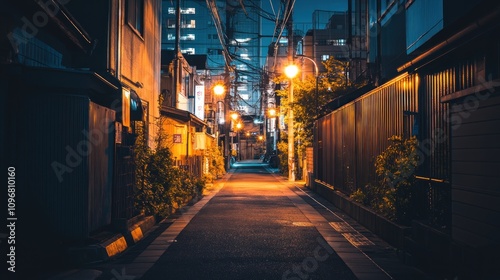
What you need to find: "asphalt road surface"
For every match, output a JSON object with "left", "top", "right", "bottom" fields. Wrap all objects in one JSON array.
[
  {"left": 94, "top": 160, "right": 433, "bottom": 280},
  {"left": 141, "top": 162, "right": 356, "bottom": 280}
]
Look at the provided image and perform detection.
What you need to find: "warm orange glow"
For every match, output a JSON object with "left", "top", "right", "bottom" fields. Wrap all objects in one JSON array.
[
  {"left": 214, "top": 84, "right": 225, "bottom": 96},
  {"left": 268, "top": 108, "right": 276, "bottom": 116},
  {"left": 231, "top": 112, "right": 239, "bottom": 120},
  {"left": 236, "top": 122, "right": 242, "bottom": 129},
  {"left": 258, "top": 135, "right": 263, "bottom": 141},
  {"left": 284, "top": 64, "right": 299, "bottom": 78}
]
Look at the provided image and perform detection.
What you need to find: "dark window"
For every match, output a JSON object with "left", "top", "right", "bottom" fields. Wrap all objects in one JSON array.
[{"left": 126, "top": 0, "right": 144, "bottom": 35}]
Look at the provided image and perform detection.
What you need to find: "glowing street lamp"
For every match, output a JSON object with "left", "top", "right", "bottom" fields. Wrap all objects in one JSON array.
[
  {"left": 213, "top": 84, "right": 225, "bottom": 96},
  {"left": 285, "top": 64, "right": 299, "bottom": 79},
  {"left": 231, "top": 112, "right": 239, "bottom": 121},
  {"left": 268, "top": 108, "right": 276, "bottom": 117}
]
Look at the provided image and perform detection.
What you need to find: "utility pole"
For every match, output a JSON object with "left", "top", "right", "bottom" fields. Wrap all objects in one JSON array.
[
  {"left": 173, "top": 0, "right": 181, "bottom": 106},
  {"left": 223, "top": 66, "right": 231, "bottom": 170},
  {"left": 287, "top": 2, "right": 295, "bottom": 182}
]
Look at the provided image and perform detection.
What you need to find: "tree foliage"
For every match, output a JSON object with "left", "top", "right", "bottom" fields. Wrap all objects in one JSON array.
[
  {"left": 350, "top": 136, "right": 419, "bottom": 224},
  {"left": 273, "top": 57, "right": 365, "bottom": 177},
  {"left": 134, "top": 103, "right": 205, "bottom": 219},
  {"left": 204, "top": 143, "right": 226, "bottom": 183}
]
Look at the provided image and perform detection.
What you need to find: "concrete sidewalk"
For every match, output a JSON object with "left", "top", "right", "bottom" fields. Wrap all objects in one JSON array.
[{"left": 269, "top": 171, "right": 437, "bottom": 280}]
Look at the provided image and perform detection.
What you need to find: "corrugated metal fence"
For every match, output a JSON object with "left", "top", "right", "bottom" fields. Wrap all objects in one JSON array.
[
  {"left": 314, "top": 59, "right": 476, "bottom": 228},
  {"left": 315, "top": 73, "right": 418, "bottom": 193}
]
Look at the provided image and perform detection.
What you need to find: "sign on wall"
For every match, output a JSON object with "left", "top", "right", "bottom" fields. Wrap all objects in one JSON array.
[
  {"left": 173, "top": 134, "right": 182, "bottom": 143},
  {"left": 195, "top": 84, "right": 205, "bottom": 120}
]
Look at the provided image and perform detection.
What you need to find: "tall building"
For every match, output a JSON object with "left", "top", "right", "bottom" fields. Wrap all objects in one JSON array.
[
  {"left": 162, "top": 0, "right": 226, "bottom": 72},
  {"left": 348, "top": 0, "right": 368, "bottom": 83},
  {"left": 161, "top": 0, "right": 262, "bottom": 118},
  {"left": 300, "top": 11, "right": 349, "bottom": 81}
]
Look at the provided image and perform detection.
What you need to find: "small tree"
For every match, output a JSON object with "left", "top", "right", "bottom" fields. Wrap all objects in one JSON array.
[
  {"left": 374, "top": 135, "right": 419, "bottom": 223},
  {"left": 351, "top": 136, "right": 419, "bottom": 224},
  {"left": 134, "top": 120, "right": 175, "bottom": 218},
  {"left": 205, "top": 143, "right": 226, "bottom": 183},
  {"left": 134, "top": 96, "right": 206, "bottom": 219},
  {"left": 273, "top": 57, "right": 365, "bottom": 179},
  {"left": 277, "top": 138, "right": 288, "bottom": 175}
]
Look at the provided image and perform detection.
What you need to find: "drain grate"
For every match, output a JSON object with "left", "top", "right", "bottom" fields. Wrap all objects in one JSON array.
[{"left": 329, "top": 222, "right": 374, "bottom": 247}]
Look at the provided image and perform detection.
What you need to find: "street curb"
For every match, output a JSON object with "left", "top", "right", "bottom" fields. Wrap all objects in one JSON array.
[
  {"left": 67, "top": 215, "right": 156, "bottom": 265},
  {"left": 123, "top": 215, "right": 156, "bottom": 246}
]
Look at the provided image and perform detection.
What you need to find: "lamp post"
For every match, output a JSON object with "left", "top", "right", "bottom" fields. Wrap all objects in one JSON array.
[
  {"left": 214, "top": 83, "right": 230, "bottom": 169},
  {"left": 284, "top": 64, "right": 299, "bottom": 181},
  {"left": 229, "top": 112, "right": 240, "bottom": 163},
  {"left": 235, "top": 121, "right": 242, "bottom": 160},
  {"left": 214, "top": 84, "right": 225, "bottom": 138},
  {"left": 296, "top": 55, "right": 319, "bottom": 110}
]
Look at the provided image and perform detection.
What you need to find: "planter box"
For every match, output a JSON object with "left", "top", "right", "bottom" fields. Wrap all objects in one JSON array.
[{"left": 312, "top": 181, "right": 410, "bottom": 248}]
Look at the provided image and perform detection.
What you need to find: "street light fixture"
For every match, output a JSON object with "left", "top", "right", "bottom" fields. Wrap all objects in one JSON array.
[
  {"left": 213, "top": 84, "right": 225, "bottom": 96},
  {"left": 213, "top": 83, "right": 231, "bottom": 169},
  {"left": 285, "top": 65, "right": 299, "bottom": 80},
  {"left": 268, "top": 108, "right": 276, "bottom": 117},
  {"left": 231, "top": 112, "right": 239, "bottom": 121},
  {"left": 283, "top": 56, "right": 319, "bottom": 182}
]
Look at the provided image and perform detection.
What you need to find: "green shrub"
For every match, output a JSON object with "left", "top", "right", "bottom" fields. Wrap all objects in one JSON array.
[
  {"left": 206, "top": 144, "right": 225, "bottom": 183},
  {"left": 351, "top": 136, "right": 419, "bottom": 224},
  {"left": 277, "top": 140, "right": 289, "bottom": 175},
  {"left": 133, "top": 116, "right": 206, "bottom": 219},
  {"left": 350, "top": 188, "right": 367, "bottom": 205},
  {"left": 374, "top": 135, "right": 419, "bottom": 223}
]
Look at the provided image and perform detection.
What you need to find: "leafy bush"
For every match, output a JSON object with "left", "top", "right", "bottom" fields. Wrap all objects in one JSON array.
[
  {"left": 350, "top": 136, "right": 419, "bottom": 224},
  {"left": 350, "top": 188, "right": 367, "bottom": 205},
  {"left": 133, "top": 116, "right": 206, "bottom": 219},
  {"left": 277, "top": 140, "right": 289, "bottom": 175},
  {"left": 205, "top": 144, "right": 225, "bottom": 183}
]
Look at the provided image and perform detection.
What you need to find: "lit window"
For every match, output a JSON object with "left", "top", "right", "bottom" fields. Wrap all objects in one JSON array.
[
  {"left": 180, "top": 34, "right": 195, "bottom": 40},
  {"left": 321, "top": 55, "right": 330, "bottom": 61},
  {"left": 236, "top": 64, "right": 248, "bottom": 70},
  {"left": 126, "top": 0, "right": 144, "bottom": 35},
  {"left": 168, "top": 7, "right": 196, "bottom": 14},
  {"left": 167, "top": 34, "right": 175, "bottom": 40},
  {"left": 181, "top": 48, "right": 195, "bottom": 54},
  {"left": 181, "top": 20, "right": 196, "bottom": 28},
  {"left": 327, "top": 39, "right": 346, "bottom": 46},
  {"left": 167, "top": 19, "right": 175, "bottom": 28},
  {"left": 182, "top": 8, "right": 195, "bottom": 14}
]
